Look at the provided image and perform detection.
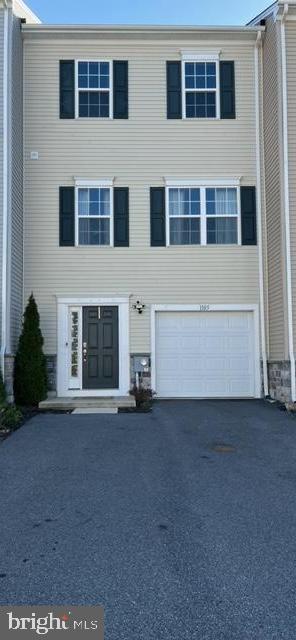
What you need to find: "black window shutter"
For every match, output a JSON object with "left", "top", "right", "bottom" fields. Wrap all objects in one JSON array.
[
  {"left": 150, "top": 187, "right": 166, "bottom": 246},
  {"left": 113, "top": 61, "right": 128, "bottom": 119},
  {"left": 60, "top": 60, "right": 75, "bottom": 119},
  {"left": 114, "top": 188, "right": 129, "bottom": 246},
  {"left": 167, "top": 62, "right": 182, "bottom": 119},
  {"left": 59, "top": 187, "right": 75, "bottom": 246},
  {"left": 220, "top": 61, "right": 236, "bottom": 119},
  {"left": 241, "top": 186, "right": 257, "bottom": 245}
]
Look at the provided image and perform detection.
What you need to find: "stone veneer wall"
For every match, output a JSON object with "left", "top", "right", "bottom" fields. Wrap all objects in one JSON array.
[
  {"left": 46, "top": 355, "right": 57, "bottom": 395},
  {"left": 3, "top": 355, "right": 58, "bottom": 401},
  {"left": 46, "top": 354, "right": 152, "bottom": 396},
  {"left": 268, "top": 361, "right": 291, "bottom": 403},
  {"left": 45, "top": 355, "right": 295, "bottom": 403}
]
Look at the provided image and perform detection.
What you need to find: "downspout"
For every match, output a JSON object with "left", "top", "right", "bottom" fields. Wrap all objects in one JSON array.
[
  {"left": 1, "top": 0, "right": 9, "bottom": 377},
  {"left": 255, "top": 30, "right": 269, "bottom": 397},
  {"left": 280, "top": 3, "right": 296, "bottom": 401}
]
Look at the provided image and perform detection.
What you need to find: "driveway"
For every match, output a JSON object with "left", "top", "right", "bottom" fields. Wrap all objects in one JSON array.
[{"left": 0, "top": 400, "right": 296, "bottom": 639}]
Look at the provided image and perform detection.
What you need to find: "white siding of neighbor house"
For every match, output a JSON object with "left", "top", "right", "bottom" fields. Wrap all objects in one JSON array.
[
  {"left": 286, "top": 20, "right": 296, "bottom": 356},
  {"left": 23, "top": 34, "right": 260, "bottom": 355},
  {"left": 0, "top": 9, "right": 4, "bottom": 346},
  {"left": 262, "top": 16, "right": 287, "bottom": 361},
  {"left": 9, "top": 13, "right": 23, "bottom": 352}
]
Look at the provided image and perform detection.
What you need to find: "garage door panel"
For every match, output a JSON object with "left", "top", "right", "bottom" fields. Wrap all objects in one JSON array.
[{"left": 155, "top": 311, "right": 256, "bottom": 398}]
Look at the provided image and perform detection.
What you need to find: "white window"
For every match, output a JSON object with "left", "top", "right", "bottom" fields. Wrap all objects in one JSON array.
[
  {"left": 76, "top": 61, "right": 112, "bottom": 118},
  {"left": 182, "top": 56, "right": 220, "bottom": 119},
  {"left": 168, "top": 188, "right": 201, "bottom": 245},
  {"left": 166, "top": 185, "right": 240, "bottom": 246},
  {"left": 75, "top": 182, "right": 113, "bottom": 246},
  {"left": 206, "top": 188, "right": 238, "bottom": 244}
]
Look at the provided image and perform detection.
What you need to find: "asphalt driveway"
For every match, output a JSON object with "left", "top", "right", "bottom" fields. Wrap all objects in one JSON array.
[{"left": 0, "top": 400, "right": 296, "bottom": 639}]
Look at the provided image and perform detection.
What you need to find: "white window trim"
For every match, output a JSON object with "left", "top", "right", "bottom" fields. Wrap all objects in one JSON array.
[
  {"left": 181, "top": 55, "right": 221, "bottom": 120},
  {"left": 57, "top": 296, "right": 130, "bottom": 397},
  {"left": 68, "top": 306, "right": 82, "bottom": 390},
  {"left": 165, "top": 183, "right": 241, "bottom": 247},
  {"left": 75, "top": 59, "right": 113, "bottom": 120},
  {"left": 75, "top": 180, "right": 114, "bottom": 248},
  {"left": 150, "top": 304, "right": 261, "bottom": 399}
]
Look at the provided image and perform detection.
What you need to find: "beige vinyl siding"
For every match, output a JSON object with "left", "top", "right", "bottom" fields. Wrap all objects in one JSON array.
[
  {"left": 262, "top": 17, "right": 287, "bottom": 360},
  {"left": 23, "top": 36, "right": 260, "bottom": 354},
  {"left": 286, "top": 21, "right": 296, "bottom": 355}
]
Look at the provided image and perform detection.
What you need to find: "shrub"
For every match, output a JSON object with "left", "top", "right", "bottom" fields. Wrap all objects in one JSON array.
[
  {"left": 130, "top": 385, "right": 155, "bottom": 409},
  {"left": 14, "top": 293, "right": 47, "bottom": 406},
  {"left": 0, "top": 368, "right": 6, "bottom": 407},
  {"left": 0, "top": 405, "right": 22, "bottom": 431}
]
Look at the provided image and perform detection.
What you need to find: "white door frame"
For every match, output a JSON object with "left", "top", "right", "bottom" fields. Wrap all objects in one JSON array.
[
  {"left": 150, "top": 303, "right": 261, "bottom": 399},
  {"left": 57, "top": 296, "right": 130, "bottom": 397}
]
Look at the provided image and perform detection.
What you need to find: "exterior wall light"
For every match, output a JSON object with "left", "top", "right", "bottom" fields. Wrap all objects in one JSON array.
[{"left": 132, "top": 300, "right": 146, "bottom": 314}]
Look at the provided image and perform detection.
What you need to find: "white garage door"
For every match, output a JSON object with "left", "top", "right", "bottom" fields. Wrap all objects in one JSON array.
[{"left": 155, "top": 311, "right": 257, "bottom": 398}]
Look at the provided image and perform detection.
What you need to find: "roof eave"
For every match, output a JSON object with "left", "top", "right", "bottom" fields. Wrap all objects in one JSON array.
[{"left": 21, "top": 23, "right": 265, "bottom": 40}]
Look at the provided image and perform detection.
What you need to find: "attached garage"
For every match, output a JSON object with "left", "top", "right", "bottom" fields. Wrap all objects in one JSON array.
[{"left": 153, "top": 306, "right": 260, "bottom": 399}]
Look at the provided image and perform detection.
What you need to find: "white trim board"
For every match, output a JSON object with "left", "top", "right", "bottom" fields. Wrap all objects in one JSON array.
[
  {"left": 57, "top": 296, "right": 130, "bottom": 397},
  {"left": 150, "top": 304, "right": 261, "bottom": 399},
  {"left": 180, "top": 51, "right": 221, "bottom": 61},
  {"left": 164, "top": 179, "right": 241, "bottom": 187}
]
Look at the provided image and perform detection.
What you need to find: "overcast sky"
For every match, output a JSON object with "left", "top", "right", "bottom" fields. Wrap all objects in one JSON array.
[{"left": 26, "top": 0, "right": 269, "bottom": 25}]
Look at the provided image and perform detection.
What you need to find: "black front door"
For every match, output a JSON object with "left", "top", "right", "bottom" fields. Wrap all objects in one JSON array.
[{"left": 82, "top": 306, "right": 119, "bottom": 390}]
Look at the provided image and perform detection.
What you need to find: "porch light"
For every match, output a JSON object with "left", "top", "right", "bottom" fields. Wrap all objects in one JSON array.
[{"left": 132, "top": 300, "right": 146, "bottom": 315}]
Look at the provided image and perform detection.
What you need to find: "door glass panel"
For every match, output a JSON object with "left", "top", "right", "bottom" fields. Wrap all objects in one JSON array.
[{"left": 70, "top": 310, "right": 79, "bottom": 379}]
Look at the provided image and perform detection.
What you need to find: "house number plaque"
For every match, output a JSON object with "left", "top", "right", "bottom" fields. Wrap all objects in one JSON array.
[{"left": 199, "top": 304, "right": 210, "bottom": 312}]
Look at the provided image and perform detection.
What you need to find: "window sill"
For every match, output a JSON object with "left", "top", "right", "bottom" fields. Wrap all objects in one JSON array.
[
  {"left": 74, "top": 245, "right": 114, "bottom": 249},
  {"left": 182, "top": 117, "right": 220, "bottom": 121},
  {"left": 75, "top": 117, "right": 113, "bottom": 121},
  {"left": 166, "top": 244, "right": 246, "bottom": 248}
]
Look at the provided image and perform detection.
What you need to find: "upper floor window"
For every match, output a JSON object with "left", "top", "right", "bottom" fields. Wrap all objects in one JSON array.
[
  {"left": 169, "top": 188, "right": 201, "bottom": 245},
  {"left": 166, "top": 184, "right": 240, "bottom": 246},
  {"left": 76, "top": 61, "right": 112, "bottom": 118},
  {"left": 76, "top": 183, "right": 113, "bottom": 246},
  {"left": 182, "top": 57, "right": 220, "bottom": 119},
  {"left": 184, "top": 62, "right": 217, "bottom": 118},
  {"left": 206, "top": 188, "right": 238, "bottom": 244}
]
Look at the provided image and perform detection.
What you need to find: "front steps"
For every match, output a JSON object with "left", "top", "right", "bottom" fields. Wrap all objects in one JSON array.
[{"left": 39, "top": 396, "right": 135, "bottom": 411}]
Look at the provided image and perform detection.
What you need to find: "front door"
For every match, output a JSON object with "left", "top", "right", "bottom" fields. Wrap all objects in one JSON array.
[{"left": 82, "top": 306, "right": 119, "bottom": 390}]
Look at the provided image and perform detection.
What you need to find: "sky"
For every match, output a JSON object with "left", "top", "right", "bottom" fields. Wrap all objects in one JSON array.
[{"left": 26, "top": 0, "right": 270, "bottom": 26}]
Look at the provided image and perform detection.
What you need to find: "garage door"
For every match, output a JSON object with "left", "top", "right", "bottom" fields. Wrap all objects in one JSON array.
[{"left": 155, "top": 311, "right": 256, "bottom": 398}]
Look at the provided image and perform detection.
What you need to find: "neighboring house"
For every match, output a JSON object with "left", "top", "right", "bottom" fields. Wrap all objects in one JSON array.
[
  {"left": 0, "top": 0, "right": 39, "bottom": 397},
  {"left": 2, "top": 0, "right": 296, "bottom": 403},
  {"left": 250, "top": 0, "right": 296, "bottom": 402}
]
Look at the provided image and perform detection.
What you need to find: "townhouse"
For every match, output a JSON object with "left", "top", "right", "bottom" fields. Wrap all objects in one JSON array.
[
  {"left": 1, "top": 0, "right": 296, "bottom": 404},
  {"left": 20, "top": 21, "right": 263, "bottom": 401}
]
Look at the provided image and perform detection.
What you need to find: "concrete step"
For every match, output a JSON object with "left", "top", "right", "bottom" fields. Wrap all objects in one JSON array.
[{"left": 39, "top": 396, "right": 136, "bottom": 411}]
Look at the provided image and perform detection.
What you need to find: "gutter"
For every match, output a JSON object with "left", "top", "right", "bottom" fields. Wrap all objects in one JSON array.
[
  {"left": 280, "top": 3, "right": 296, "bottom": 401},
  {"left": 255, "top": 30, "right": 269, "bottom": 397},
  {"left": 21, "top": 24, "right": 265, "bottom": 38},
  {"left": 1, "top": 0, "right": 10, "bottom": 376}
]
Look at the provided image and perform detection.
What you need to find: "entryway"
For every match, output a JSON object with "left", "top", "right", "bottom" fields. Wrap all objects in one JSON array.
[{"left": 57, "top": 296, "right": 130, "bottom": 397}]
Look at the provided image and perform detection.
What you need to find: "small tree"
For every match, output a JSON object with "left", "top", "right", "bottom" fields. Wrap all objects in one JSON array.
[{"left": 14, "top": 294, "right": 47, "bottom": 406}]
